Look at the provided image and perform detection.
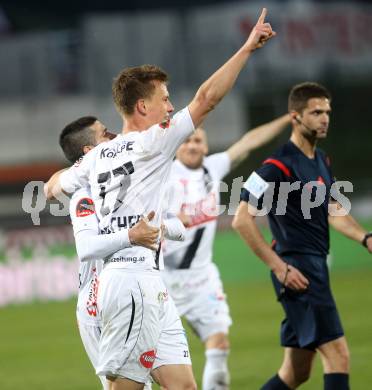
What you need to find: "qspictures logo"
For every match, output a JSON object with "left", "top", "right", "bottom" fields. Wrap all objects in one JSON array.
[{"left": 22, "top": 177, "right": 354, "bottom": 226}]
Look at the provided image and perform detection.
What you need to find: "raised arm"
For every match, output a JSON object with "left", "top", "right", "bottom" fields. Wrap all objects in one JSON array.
[
  {"left": 227, "top": 114, "right": 290, "bottom": 170},
  {"left": 232, "top": 201, "right": 309, "bottom": 291},
  {"left": 328, "top": 202, "right": 372, "bottom": 253},
  {"left": 188, "top": 8, "right": 275, "bottom": 127}
]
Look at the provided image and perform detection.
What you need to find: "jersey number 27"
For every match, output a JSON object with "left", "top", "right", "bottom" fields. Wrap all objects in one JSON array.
[{"left": 97, "top": 161, "right": 135, "bottom": 216}]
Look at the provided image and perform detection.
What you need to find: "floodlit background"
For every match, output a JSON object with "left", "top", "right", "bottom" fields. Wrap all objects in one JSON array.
[{"left": 0, "top": 0, "right": 372, "bottom": 389}]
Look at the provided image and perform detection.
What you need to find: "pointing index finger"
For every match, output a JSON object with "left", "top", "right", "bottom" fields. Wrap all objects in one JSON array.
[{"left": 257, "top": 7, "right": 267, "bottom": 25}]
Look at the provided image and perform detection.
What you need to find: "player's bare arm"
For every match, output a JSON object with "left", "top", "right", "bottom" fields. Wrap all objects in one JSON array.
[
  {"left": 227, "top": 114, "right": 291, "bottom": 169},
  {"left": 44, "top": 168, "right": 67, "bottom": 200},
  {"left": 328, "top": 202, "right": 372, "bottom": 253},
  {"left": 232, "top": 201, "right": 309, "bottom": 290},
  {"left": 188, "top": 8, "right": 275, "bottom": 127}
]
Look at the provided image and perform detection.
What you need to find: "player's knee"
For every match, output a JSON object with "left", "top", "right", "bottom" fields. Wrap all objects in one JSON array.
[
  {"left": 205, "top": 334, "right": 230, "bottom": 350},
  {"left": 321, "top": 341, "right": 350, "bottom": 372},
  {"left": 333, "top": 345, "right": 350, "bottom": 371},
  {"left": 212, "top": 339, "right": 230, "bottom": 350},
  {"left": 160, "top": 376, "right": 197, "bottom": 390},
  {"left": 279, "top": 366, "right": 311, "bottom": 388}
]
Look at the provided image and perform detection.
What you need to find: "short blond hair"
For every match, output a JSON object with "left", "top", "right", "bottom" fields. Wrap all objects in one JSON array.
[{"left": 112, "top": 65, "right": 169, "bottom": 116}]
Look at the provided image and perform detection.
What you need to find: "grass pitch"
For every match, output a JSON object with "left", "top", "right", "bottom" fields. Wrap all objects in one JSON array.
[{"left": 1, "top": 225, "right": 372, "bottom": 389}]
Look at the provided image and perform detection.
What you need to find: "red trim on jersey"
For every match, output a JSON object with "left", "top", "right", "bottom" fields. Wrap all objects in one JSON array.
[{"left": 263, "top": 159, "right": 291, "bottom": 177}]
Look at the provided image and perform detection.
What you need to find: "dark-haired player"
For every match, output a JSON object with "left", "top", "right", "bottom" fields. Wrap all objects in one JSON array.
[
  {"left": 233, "top": 82, "right": 372, "bottom": 390},
  {"left": 59, "top": 116, "right": 185, "bottom": 390}
]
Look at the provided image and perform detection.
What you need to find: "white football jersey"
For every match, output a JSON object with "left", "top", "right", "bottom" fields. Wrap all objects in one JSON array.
[
  {"left": 61, "top": 107, "right": 194, "bottom": 271},
  {"left": 70, "top": 187, "right": 103, "bottom": 326},
  {"left": 163, "top": 152, "right": 231, "bottom": 270}
]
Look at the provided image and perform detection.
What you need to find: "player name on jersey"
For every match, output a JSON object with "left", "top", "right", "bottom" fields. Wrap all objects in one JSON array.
[
  {"left": 100, "top": 215, "right": 142, "bottom": 234},
  {"left": 100, "top": 141, "right": 135, "bottom": 159}
]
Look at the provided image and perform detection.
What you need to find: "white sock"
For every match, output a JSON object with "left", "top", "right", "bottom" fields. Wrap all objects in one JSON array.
[{"left": 202, "top": 348, "right": 230, "bottom": 390}]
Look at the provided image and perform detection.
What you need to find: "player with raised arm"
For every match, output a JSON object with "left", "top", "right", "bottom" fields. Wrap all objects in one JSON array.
[
  {"left": 45, "top": 8, "right": 276, "bottom": 390},
  {"left": 162, "top": 114, "right": 291, "bottom": 390},
  {"left": 233, "top": 82, "right": 372, "bottom": 390}
]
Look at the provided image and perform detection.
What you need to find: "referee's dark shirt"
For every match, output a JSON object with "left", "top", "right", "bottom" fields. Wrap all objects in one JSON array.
[{"left": 241, "top": 141, "right": 335, "bottom": 256}]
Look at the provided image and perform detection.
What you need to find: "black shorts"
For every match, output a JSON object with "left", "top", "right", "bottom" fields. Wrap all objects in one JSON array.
[{"left": 271, "top": 252, "right": 344, "bottom": 350}]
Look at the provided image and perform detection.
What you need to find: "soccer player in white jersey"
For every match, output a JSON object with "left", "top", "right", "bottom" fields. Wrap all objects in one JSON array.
[
  {"left": 162, "top": 115, "right": 290, "bottom": 389},
  {"left": 45, "top": 8, "right": 275, "bottom": 390},
  {"left": 60, "top": 116, "right": 158, "bottom": 389},
  {"left": 60, "top": 116, "right": 186, "bottom": 390}
]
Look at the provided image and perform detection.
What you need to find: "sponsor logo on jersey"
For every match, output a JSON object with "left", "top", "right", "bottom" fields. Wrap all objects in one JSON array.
[
  {"left": 181, "top": 192, "right": 218, "bottom": 227},
  {"left": 76, "top": 197, "right": 95, "bottom": 217},
  {"left": 100, "top": 142, "right": 134, "bottom": 158},
  {"left": 139, "top": 350, "right": 156, "bottom": 369},
  {"left": 105, "top": 255, "right": 145, "bottom": 264}
]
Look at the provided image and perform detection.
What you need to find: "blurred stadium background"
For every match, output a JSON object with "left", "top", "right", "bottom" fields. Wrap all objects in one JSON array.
[{"left": 0, "top": 0, "right": 372, "bottom": 389}]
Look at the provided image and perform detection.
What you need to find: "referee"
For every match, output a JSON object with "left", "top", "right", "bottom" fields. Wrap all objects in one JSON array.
[{"left": 233, "top": 82, "right": 372, "bottom": 390}]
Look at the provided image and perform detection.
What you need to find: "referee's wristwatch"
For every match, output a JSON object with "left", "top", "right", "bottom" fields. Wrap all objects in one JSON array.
[{"left": 362, "top": 232, "right": 372, "bottom": 248}]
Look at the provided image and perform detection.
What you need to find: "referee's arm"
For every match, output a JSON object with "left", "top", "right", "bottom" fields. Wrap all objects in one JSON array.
[
  {"left": 328, "top": 201, "right": 372, "bottom": 253},
  {"left": 232, "top": 201, "right": 309, "bottom": 291}
]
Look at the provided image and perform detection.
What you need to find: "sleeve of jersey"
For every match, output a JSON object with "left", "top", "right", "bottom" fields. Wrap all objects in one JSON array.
[
  {"left": 69, "top": 193, "right": 131, "bottom": 262},
  {"left": 204, "top": 152, "right": 231, "bottom": 181},
  {"left": 59, "top": 151, "right": 93, "bottom": 194},
  {"left": 75, "top": 230, "right": 131, "bottom": 262},
  {"left": 162, "top": 213, "right": 185, "bottom": 241},
  {"left": 142, "top": 107, "right": 195, "bottom": 158},
  {"left": 240, "top": 163, "right": 283, "bottom": 204}
]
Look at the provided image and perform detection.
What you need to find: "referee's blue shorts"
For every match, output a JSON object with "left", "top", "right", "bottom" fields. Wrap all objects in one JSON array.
[{"left": 271, "top": 252, "right": 344, "bottom": 350}]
